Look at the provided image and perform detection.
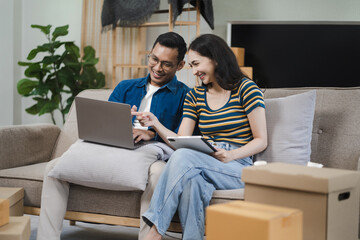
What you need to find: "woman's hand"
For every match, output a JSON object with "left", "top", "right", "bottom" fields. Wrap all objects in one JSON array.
[
  {"left": 132, "top": 112, "right": 160, "bottom": 128},
  {"left": 211, "top": 148, "right": 235, "bottom": 163}
]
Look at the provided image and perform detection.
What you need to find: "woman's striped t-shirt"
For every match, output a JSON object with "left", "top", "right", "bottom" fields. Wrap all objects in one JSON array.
[{"left": 183, "top": 78, "right": 265, "bottom": 146}]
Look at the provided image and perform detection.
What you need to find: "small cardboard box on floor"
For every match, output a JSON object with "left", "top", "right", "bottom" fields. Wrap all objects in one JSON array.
[
  {"left": 0, "top": 187, "right": 24, "bottom": 216},
  {"left": 0, "top": 216, "right": 31, "bottom": 240},
  {"left": 206, "top": 201, "right": 302, "bottom": 240},
  {"left": 0, "top": 198, "right": 10, "bottom": 227},
  {"left": 242, "top": 162, "right": 360, "bottom": 240}
]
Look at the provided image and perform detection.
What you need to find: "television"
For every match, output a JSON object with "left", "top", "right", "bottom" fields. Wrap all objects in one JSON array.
[{"left": 227, "top": 21, "right": 360, "bottom": 88}]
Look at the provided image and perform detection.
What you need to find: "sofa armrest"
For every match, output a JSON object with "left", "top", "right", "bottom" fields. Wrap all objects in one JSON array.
[{"left": 0, "top": 124, "right": 61, "bottom": 170}]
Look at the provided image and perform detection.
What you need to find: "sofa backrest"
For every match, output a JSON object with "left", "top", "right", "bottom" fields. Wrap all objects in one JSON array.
[
  {"left": 263, "top": 87, "right": 360, "bottom": 170},
  {"left": 52, "top": 87, "right": 360, "bottom": 171}
]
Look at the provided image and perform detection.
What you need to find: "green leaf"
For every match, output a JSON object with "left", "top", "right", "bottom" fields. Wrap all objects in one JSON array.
[
  {"left": 62, "top": 96, "right": 75, "bottom": 115},
  {"left": 58, "top": 68, "right": 75, "bottom": 88},
  {"left": 24, "top": 63, "right": 43, "bottom": 80},
  {"left": 83, "top": 58, "right": 99, "bottom": 65},
  {"left": 65, "top": 42, "right": 80, "bottom": 58},
  {"left": 95, "top": 72, "right": 106, "bottom": 88},
  {"left": 18, "top": 61, "right": 34, "bottom": 66},
  {"left": 45, "top": 41, "right": 63, "bottom": 50},
  {"left": 63, "top": 54, "right": 81, "bottom": 72},
  {"left": 27, "top": 48, "right": 44, "bottom": 60},
  {"left": 52, "top": 25, "right": 69, "bottom": 41},
  {"left": 39, "top": 101, "right": 58, "bottom": 115},
  {"left": 17, "top": 78, "right": 39, "bottom": 95},
  {"left": 31, "top": 24, "right": 52, "bottom": 35},
  {"left": 61, "top": 89, "right": 72, "bottom": 94},
  {"left": 44, "top": 76, "right": 61, "bottom": 93},
  {"left": 83, "top": 46, "right": 95, "bottom": 62},
  {"left": 51, "top": 93, "right": 61, "bottom": 105},
  {"left": 32, "top": 97, "right": 58, "bottom": 116},
  {"left": 25, "top": 103, "right": 40, "bottom": 115},
  {"left": 42, "top": 55, "right": 61, "bottom": 65},
  {"left": 79, "top": 65, "right": 97, "bottom": 86},
  {"left": 31, "top": 81, "right": 51, "bottom": 96}
]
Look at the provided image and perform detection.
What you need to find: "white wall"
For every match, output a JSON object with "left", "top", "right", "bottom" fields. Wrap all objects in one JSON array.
[
  {"left": 212, "top": 0, "right": 360, "bottom": 39},
  {"left": 0, "top": 0, "right": 15, "bottom": 126}
]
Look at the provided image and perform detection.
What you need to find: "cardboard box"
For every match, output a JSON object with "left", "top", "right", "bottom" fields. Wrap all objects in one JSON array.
[
  {"left": 0, "top": 199, "right": 10, "bottom": 227},
  {"left": 231, "top": 47, "right": 245, "bottom": 66},
  {"left": 0, "top": 216, "right": 31, "bottom": 240},
  {"left": 240, "top": 67, "right": 253, "bottom": 79},
  {"left": 243, "top": 162, "right": 360, "bottom": 240},
  {"left": 206, "top": 201, "right": 302, "bottom": 240},
  {"left": 0, "top": 188, "right": 24, "bottom": 216}
]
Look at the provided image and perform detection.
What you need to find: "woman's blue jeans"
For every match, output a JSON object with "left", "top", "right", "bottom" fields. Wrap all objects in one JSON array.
[{"left": 142, "top": 142, "right": 253, "bottom": 240}]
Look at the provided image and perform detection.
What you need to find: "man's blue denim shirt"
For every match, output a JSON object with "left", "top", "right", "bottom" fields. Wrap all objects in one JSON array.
[{"left": 108, "top": 74, "right": 190, "bottom": 141}]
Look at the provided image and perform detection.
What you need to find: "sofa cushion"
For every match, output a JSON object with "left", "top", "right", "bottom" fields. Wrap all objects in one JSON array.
[
  {"left": 255, "top": 91, "right": 316, "bottom": 165},
  {"left": 211, "top": 189, "right": 244, "bottom": 201},
  {"left": 48, "top": 140, "right": 172, "bottom": 191},
  {"left": 67, "top": 185, "right": 142, "bottom": 218}
]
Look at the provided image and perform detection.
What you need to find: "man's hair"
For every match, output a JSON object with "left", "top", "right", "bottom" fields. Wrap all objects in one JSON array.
[
  {"left": 188, "top": 34, "right": 247, "bottom": 90},
  {"left": 152, "top": 32, "right": 187, "bottom": 62}
]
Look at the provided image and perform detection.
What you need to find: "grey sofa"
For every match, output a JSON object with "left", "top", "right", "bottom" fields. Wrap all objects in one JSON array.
[{"left": 1, "top": 87, "right": 360, "bottom": 234}]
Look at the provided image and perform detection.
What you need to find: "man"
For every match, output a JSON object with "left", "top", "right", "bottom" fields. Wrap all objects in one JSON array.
[
  {"left": 108, "top": 32, "right": 189, "bottom": 143},
  {"left": 37, "top": 32, "right": 189, "bottom": 240}
]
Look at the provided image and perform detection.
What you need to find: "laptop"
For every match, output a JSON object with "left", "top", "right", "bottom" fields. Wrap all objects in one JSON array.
[{"left": 75, "top": 96, "right": 147, "bottom": 149}]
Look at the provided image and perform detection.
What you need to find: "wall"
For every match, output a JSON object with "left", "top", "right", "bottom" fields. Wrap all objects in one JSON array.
[
  {"left": 0, "top": 0, "right": 15, "bottom": 126},
  {"left": 212, "top": 0, "right": 360, "bottom": 39}
]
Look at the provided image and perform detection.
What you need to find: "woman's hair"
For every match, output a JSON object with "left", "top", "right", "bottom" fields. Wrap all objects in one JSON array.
[{"left": 188, "top": 34, "right": 248, "bottom": 90}]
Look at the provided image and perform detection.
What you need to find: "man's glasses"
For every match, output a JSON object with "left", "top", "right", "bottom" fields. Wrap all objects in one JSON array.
[{"left": 147, "top": 54, "right": 176, "bottom": 71}]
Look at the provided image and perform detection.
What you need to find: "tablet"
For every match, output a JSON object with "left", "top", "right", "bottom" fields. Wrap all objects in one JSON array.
[{"left": 167, "top": 136, "right": 217, "bottom": 154}]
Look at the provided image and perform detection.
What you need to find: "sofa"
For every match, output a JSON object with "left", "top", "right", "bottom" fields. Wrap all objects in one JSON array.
[{"left": 1, "top": 87, "right": 360, "bottom": 235}]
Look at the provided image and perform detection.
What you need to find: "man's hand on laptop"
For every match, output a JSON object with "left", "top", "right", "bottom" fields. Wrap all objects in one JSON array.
[
  {"left": 131, "top": 105, "right": 138, "bottom": 113},
  {"left": 133, "top": 129, "right": 155, "bottom": 143}
]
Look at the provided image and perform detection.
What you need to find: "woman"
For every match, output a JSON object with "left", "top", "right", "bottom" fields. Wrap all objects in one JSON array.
[{"left": 135, "top": 34, "right": 267, "bottom": 240}]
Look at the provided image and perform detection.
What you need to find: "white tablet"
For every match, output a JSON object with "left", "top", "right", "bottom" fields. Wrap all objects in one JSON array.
[{"left": 167, "top": 136, "right": 217, "bottom": 154}]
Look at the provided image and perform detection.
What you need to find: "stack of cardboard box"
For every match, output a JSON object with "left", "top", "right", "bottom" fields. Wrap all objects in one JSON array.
[
  {"left": 206, "top": 163, "right": 360, "bottom": 240},
  {"left": 242, "top": 163, "right": 360, "bottom": 240}
]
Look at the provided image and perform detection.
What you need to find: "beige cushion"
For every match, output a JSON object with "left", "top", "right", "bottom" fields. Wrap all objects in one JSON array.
[{"left": 255, "top": 91, "right": 316, "bottom": 165}]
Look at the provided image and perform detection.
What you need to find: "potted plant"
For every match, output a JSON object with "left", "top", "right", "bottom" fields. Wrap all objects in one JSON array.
[{"left": 17, "top": 24, "right": 105, "bottom": 125}]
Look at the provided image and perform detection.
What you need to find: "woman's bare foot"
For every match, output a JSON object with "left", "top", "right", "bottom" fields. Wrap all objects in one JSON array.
[{"left": 144, "top": 225, "right": 162, "bottom": 240}]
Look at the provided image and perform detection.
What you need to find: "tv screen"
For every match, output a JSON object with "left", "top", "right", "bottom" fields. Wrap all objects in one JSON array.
[{"left": 229, "top": 21, "right": 360, "bottom": 88}]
